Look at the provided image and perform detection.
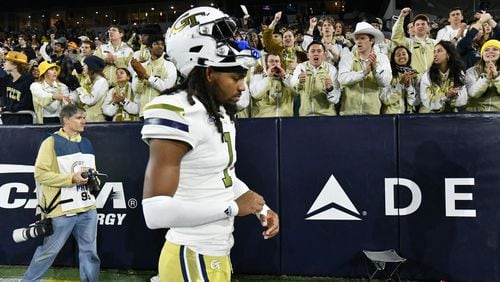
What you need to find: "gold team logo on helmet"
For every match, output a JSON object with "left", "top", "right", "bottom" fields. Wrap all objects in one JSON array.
[{"left": 172, "top": 11, "right": 206, "bottom": 34}]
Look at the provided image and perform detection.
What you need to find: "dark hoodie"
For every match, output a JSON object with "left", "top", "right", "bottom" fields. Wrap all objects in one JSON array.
[{"left": 1, "top": 73, "right": 35, "bottom": 124}]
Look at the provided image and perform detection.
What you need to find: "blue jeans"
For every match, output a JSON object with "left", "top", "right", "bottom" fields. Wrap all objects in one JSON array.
[{"left": 22, "top": 209, "right": 100, "bottom": 282}]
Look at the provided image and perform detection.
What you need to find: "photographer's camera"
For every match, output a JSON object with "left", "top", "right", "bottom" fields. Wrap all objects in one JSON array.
[
  {"left": 12, "top": 218, "right": 53, "bottom": 243},
  {"left": 81, "top": 168, "right": 101, "bottom": 195}
]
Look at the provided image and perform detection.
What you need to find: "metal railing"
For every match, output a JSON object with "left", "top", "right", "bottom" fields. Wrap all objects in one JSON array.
[{"left": 0, "top": 110, "right": 37, "bottom": 125}]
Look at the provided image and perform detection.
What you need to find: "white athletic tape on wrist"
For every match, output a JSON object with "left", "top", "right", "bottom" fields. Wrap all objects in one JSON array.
[{"left": 254, "top": 204, "right": 270, "bottom": 219}]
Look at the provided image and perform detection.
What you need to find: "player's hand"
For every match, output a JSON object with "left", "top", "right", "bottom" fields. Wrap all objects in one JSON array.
[
  {"left": 259, "top": 209, "right": 279, "bottom": 239},
  {"left": 236, "top": 190, "right": 264, "bottom": 216}
]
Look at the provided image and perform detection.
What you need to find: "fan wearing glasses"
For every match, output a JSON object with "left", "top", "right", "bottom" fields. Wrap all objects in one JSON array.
[{"left": 94, "top": 25, "right": 134, "bottom": 87}]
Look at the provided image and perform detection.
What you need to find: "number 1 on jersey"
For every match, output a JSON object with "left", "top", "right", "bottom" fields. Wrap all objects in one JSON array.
[{"left": 222, "top": 132, "right": 233, "bottom": 188}]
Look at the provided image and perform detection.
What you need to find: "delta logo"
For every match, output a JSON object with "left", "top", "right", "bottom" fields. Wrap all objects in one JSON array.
[
  {"left": 305, "top": 174, "right": 362, "bottom": 221},
  {"left": 306, "top": 174, "right": 477, "bottom": 220}
]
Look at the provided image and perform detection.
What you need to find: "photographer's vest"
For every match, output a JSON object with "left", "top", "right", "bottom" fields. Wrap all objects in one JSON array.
[{"left": 53, "top": 134, "right": 96, "bottom": 212}]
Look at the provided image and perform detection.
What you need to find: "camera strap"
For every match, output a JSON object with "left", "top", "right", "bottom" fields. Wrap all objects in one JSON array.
[{"left": 39, "top": 189, "right": 73, "bottom": 215}]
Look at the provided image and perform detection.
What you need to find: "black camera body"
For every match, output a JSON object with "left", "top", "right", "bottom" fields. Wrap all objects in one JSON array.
[
  {"left": 81, "top": 168, "right": 101, "bottom": 195},
  {"left": 12, "top": 218, "right": 53, "bottom": 243}
]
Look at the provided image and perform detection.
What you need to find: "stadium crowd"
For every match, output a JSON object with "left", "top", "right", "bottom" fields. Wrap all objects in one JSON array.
[{"left": 0, "top": 5, "right": 499, "bottom": 124}]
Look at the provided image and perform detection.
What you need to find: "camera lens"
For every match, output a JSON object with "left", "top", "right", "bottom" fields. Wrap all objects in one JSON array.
[
  {"left": 12, "top": 227, "right": 29, "bottom": 243},
  {"left": 12, "top": 218, "right": 53, "bottom": 243}
]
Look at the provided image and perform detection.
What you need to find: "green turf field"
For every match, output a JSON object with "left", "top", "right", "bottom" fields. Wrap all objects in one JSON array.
[{"left": 0, "top": 265, "right": 372, "bottom": 281}]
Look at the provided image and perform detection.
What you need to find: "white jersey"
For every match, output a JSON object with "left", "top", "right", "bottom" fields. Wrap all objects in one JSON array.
[
  {"left": 436, "top": 25, "right": 467, "bottom": 43},
  {"left": 141, "top": 91, "right": 242, "bottom": 256}
]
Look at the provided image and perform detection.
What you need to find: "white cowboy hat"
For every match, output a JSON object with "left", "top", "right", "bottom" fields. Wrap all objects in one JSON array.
[
  {"left": 353, "top": 21, "right": 384, "bottom": 44},
  {"left": 78, "top": 35, "right": 90, "bottom": 41}
]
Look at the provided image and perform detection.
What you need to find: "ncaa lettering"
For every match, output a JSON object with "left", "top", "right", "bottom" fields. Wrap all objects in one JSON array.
[
  {"left": 0, "top": 182, "right": 127, "bottom": 209},
  {"left": 0, "top": 182, "right": 130, "bottom": 226},
  {"left": 0, "top": 182, "right": 38, "bottom": 209}
]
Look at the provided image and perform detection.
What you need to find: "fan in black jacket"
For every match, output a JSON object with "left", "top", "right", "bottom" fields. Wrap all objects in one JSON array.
[{"left": 0, "top": 51, "right": 35, "bottom": 125}]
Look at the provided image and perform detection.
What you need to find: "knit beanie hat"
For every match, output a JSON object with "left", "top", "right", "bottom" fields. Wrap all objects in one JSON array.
[
  {"left": 480, "top": 39, "right": 500, "bottom": 57},
  {"left": 84, "top": 55, "right": 106, "bottom": 72}
]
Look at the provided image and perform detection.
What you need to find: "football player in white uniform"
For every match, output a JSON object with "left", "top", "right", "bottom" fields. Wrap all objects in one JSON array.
[{"left": 141, "top": 7, "right": 279, "bottom": 282}]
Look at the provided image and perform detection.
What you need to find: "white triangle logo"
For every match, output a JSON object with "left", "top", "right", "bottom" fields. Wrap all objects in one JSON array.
[{"left": 305, "top": 174, "right": 362, "bottom": 220}]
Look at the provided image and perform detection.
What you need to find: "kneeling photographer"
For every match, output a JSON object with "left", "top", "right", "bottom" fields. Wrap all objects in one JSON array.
[{"left": 21, "top": 104, "right": 101, "bottom": 282}]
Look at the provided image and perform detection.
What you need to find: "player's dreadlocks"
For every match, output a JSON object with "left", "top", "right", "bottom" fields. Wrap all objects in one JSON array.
[{"left": 162, "top": 66, "right": 237, "bottom": 142}]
